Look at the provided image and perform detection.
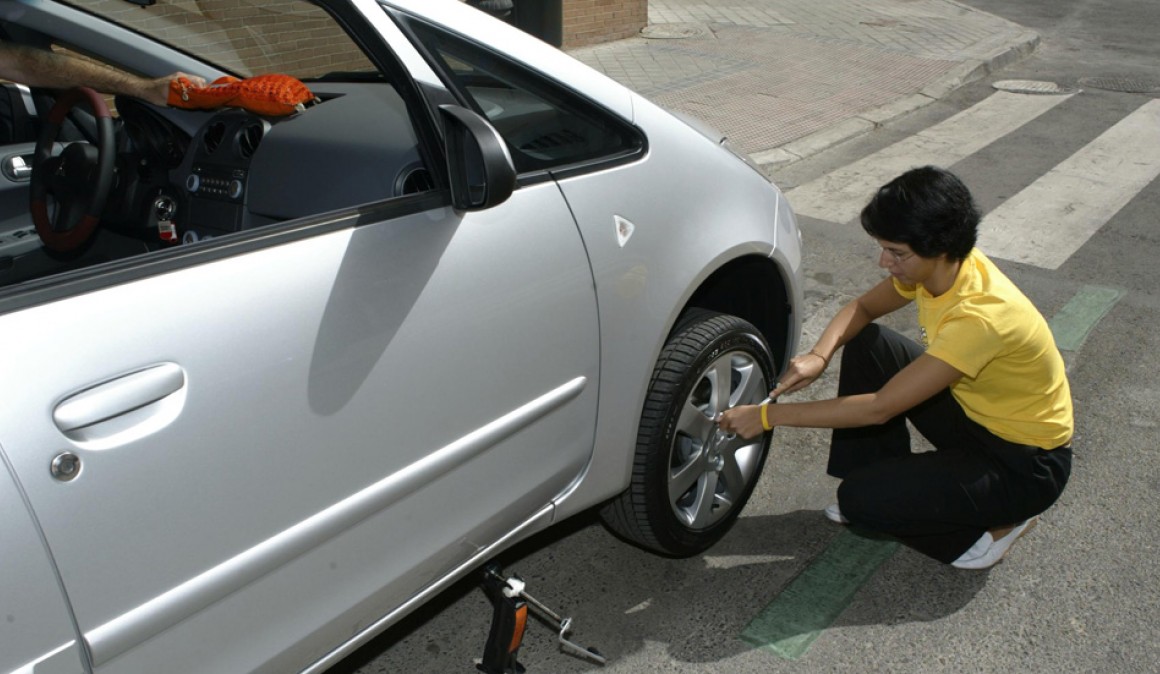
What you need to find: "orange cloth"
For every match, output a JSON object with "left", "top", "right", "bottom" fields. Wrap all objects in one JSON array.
[{"left": 168, "top": 74, "right": 314, "bottom": 116}]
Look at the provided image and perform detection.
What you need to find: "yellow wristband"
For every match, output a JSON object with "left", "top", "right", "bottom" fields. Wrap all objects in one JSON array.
[
  {"left": 808, "top": 348, "right": 830, "bottom": 366},
  {"left": 760, "top": 403, "right": 772, "bottom": 432}
]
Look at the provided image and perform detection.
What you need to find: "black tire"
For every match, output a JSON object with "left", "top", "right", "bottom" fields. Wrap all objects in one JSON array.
[{"left": 601, "top": 309, "right": 776, "bottom": 557}]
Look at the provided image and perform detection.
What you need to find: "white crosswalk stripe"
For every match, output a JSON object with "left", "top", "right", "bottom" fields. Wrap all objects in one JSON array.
[
  {"left": 786, "top": 92, "right": 1160, "bottom": 270},
  {"left": 786, "top": 92, "right": 1071, "bottom": 225},
  {"left": 977, "top": 98, "right": 1160, "bottom": 269}
]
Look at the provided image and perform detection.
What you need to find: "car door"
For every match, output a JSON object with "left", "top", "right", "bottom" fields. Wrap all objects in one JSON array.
[
  {"left": 0, "top": 158, "right": 599, "bottom": 674},
  {"left": 0, "top": 10, "right": 598, "bottom": 674},
  {"left": 0, "top": 456, "right": 87, "bottom": 673}
]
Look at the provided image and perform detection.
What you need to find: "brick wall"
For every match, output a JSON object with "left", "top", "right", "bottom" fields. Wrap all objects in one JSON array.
[
  {"left": 81, "top": 0, "right": 371, "bottom": 78},
  {"left": 562, "top": 0, "right": 647, "bottom": 48},
  {"left": 79, "top": 0, "right": 639, "bottom": 71}
]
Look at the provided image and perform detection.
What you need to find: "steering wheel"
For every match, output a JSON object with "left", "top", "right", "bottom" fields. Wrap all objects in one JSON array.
[{"left": 30, "top": 87, "right": 116, "bottom": 253}]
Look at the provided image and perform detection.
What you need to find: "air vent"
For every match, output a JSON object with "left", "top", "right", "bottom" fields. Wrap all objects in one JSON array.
[
  {"left": 203, "top": 121, "right": 226, "bottom": 154},
  {"left": 238, "top": 123, "right": 265, "bottom": 159}
]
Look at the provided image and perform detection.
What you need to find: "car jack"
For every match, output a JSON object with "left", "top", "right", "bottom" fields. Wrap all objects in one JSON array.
[{"left": 477, "top": 563, "right": 607, "bottom": 673}]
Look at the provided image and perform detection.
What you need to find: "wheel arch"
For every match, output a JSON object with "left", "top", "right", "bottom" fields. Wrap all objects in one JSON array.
[
  {"left": 680, "top": 254, "right": 796, "bottom": 374},
  {"left": 551, "top": 252, "right": 800, "bottom": 524}
]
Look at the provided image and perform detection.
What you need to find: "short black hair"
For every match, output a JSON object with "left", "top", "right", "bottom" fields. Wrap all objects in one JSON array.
[{"left": 859, "top": 166, "right": 980, "bottom": 261}]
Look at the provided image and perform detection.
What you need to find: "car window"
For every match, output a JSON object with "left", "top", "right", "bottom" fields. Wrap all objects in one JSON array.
[
  {"left": 62, "top": 0, "right": 377, "bottom": 80},
  {"left": 404, "top": 20, "right": 642, "bottom": 174},
  {"left": 0, "top": 1, "right": 440, "bottom": 304}
]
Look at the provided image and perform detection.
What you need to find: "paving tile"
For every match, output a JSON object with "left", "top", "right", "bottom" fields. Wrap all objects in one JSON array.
[{"left": 567, "top": 0, "right": 1034, "bottom": 162}]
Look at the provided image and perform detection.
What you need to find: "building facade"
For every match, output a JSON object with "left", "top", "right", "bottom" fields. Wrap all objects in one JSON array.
[{"left": 561, "top": 0, "right": 647, "bottom": 48}]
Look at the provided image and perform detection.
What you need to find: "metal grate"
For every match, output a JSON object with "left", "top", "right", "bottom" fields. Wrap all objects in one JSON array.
[{"left": 1077, "top": 76, "right": 1160, "bottom": 94}]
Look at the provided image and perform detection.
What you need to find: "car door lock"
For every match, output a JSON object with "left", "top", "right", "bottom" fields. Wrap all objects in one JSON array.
[
  {"left": 50, "top": 452, "right": 82, "bottom": 481},
  {"left": 477, "top": 562, "right": 606, "bottom": 673}
]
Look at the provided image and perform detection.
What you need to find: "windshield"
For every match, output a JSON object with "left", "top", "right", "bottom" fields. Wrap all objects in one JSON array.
[{"left": 63, "top": 0, "right": 376, "bottom": 79}]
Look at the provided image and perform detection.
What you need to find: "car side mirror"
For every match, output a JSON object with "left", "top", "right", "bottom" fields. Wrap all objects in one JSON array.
[{"left": 438, "top": 104, "right": 515, "bottom": 211}]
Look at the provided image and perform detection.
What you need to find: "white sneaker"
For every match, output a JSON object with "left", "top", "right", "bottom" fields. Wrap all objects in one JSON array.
[
  {"left": 952, "top": 517, "right": 1038, "bottom": 570},
  {"left": 824, "top": 503, "right": 849, "bottom": 524},
  {"left": 951, "top": 531, "right": 993, "bottom": 566}
]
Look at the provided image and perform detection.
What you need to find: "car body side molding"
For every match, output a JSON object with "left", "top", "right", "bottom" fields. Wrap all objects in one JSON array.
[{"left": 83, "top": 376, "right": 587, "bottom": 667}]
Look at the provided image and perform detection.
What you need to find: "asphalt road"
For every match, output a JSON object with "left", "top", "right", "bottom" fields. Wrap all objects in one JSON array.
[{"left": 335, "top": 2, "right": 1160, "bottom": 671}]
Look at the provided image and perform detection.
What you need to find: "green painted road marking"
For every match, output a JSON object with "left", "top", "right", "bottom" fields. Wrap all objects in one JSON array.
[
  {"left": 740, "top": 530, "right": 899, "bottom": 660},
  {"left": 1049, "top": 285, "right": 1124, "bottom": 351}
]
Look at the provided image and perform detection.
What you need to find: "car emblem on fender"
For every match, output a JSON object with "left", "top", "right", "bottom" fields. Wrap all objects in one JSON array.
[{"left": 614, "top": 215, "right": 635, "bottom": 248}]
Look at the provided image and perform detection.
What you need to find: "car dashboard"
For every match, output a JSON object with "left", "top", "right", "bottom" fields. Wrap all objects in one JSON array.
[{"left": 109, "top": 81, "right": 431, "bottom": 246}]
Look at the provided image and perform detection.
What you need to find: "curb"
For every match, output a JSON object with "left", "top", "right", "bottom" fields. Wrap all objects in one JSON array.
[{"left": 752, "top": 29, "right": 1041, "bottom": 169}]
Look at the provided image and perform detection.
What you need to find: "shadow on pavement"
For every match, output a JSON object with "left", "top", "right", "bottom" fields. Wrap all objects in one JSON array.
[{"left": 330, "top": 508, "right": 988, "bottom": 672}]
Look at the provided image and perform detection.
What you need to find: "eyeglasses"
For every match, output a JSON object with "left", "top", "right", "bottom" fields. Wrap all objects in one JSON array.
[{"left": 879, "top": 246, "right": 915, "bottom": 264}]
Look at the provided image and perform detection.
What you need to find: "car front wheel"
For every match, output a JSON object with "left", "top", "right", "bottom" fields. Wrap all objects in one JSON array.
[{"left": 601, "top": 309, "right": 776, "bottom": 557}]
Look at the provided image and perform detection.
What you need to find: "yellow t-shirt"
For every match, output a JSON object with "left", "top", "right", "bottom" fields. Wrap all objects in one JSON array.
[{"left": 893, "top": 248, "right": 1073, "bottom": 449}]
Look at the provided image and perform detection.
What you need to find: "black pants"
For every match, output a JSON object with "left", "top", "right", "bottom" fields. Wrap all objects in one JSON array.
[{"left": 828, "top": 324, "right": 1071, "bottom": 564}]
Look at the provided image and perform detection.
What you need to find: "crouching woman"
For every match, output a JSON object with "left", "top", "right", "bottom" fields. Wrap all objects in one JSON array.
[{"left": 718, "top": 166, "right": 1072, "bottom": 569}]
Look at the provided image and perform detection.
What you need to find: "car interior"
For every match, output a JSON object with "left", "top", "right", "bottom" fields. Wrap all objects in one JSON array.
[
  {"left": 0, "top": 0, "right": 645, "bottom": 296},
  {"left": 0, "top": 10, "right": 435, "bottom": 292}
]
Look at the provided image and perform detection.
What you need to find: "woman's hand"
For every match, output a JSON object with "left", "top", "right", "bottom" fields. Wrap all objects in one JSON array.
[
  {"left": 717, "top": 349, "right": 831, "bottom": 439},
  {"left": 716, "top": 404, "right": 767, "bottom": 440},
  {"left": 768, "top": 350, "right": 829, "bottom": 399}
]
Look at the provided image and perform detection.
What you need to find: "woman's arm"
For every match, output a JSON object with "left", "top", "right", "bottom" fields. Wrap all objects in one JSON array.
[
  {"left": 807, "top": 276, "right": 910, "bottom": 367},
  {"left": 718, "top": 353, "right": 963, "bottom": 439},
  {"left": 773, "top": 276, "right": 911, "bottom": 397}
]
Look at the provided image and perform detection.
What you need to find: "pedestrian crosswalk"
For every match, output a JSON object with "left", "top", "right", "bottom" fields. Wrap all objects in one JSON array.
[
  {"left": 785, "top": 91, "right": 1160, "bottom": 270},
  {"left": 978, "top": 99, "right": 1160, "bottom": 269}
]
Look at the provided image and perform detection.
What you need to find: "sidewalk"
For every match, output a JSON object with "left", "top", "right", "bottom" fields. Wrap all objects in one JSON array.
[{"left": 565, "top": 0, "right": 1037, "bottom": 167}]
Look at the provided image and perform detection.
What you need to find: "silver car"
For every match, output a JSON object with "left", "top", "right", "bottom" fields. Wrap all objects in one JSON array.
[{"left": 0, "top": 1, "right": 803, "bottom": 671}]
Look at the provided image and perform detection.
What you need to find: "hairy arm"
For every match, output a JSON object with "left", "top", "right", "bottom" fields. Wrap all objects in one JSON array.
[{"left": 0, "top": 43, "right": 194, "bottom": 106}]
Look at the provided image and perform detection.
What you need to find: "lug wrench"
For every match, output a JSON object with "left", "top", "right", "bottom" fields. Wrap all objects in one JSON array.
[{"left": 715, "top": 396, "right": 775, "bottom": 438}]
